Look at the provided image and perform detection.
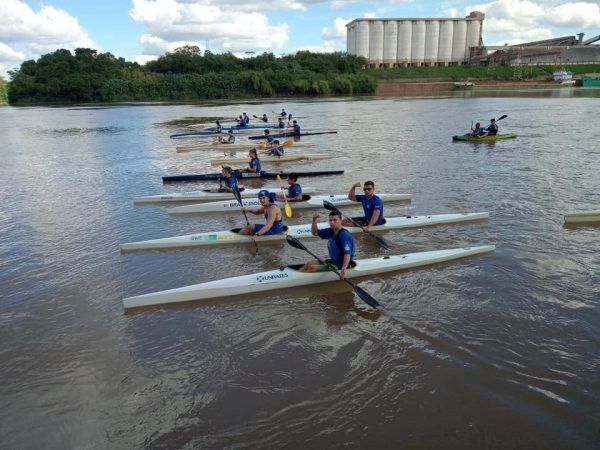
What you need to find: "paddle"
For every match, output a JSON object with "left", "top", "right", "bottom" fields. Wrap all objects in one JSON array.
[
  {"left": 277, "top": 175, "right": 293, "bottom": 218},
  {"left": 285, "top": 236, "right": 380, "bottom": 309},
  {"left": 323, "top": 200, "right": 392, "bottom": 250},
  {"left": 232, "top": 183, "right": 259, "bottom": 255}
]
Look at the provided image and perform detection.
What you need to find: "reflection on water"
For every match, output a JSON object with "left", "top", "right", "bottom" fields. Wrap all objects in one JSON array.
[{"left": 0, "top": 93, "right": 599, "bottom": 449}]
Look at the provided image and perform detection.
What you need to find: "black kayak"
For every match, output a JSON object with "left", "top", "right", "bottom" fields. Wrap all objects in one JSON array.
[
  {"left": 248, "top": 131, "right": 338, "bottom": 140},
  {"left": 163, "top": 169, "right": 344, "bottom": 183}
]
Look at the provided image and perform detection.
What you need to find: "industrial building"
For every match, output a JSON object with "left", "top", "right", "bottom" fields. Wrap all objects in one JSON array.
[
  {"left": 346, "top": 11, "right": 485, "bottom": 67},
  {"left": 470, "top": 34, "right": 600, "bottom": 66}
]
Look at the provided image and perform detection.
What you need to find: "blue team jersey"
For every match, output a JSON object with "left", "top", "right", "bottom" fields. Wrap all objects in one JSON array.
[
  {"left": 244, "top": 116, "right": 250, "bottom": 125},
  {"left": 271, "top": 146, "right": 284, "bottom": 156},
  {"left": 288, "top": 183, "right": 302, "bottom": 198},
  {"left": 228, "top": 135, "right": 236, "bottom": 143},
  {"left": 355, "top": 194, "right": 384, "bottom": 225},
  {"left": 249, "top": 158, "right": 261, "bottom": 172},
  {"left": 223, "top": 175, "right": 238, "bottom": 189},
  {"left": 266, "top": 135, "right": 274, "bottom": 143},
  {"left": 293, "top": 124, "right": 301, "bottom": 134},
  {"left": 317, "top": 228, "right": 355, "bottom": 269},
  {"left": 278, "top": 120, "right": 285, "bottom": 129}
]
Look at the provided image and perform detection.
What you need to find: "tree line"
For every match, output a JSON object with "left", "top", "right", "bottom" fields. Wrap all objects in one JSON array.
[
  {"left": 0, "top": 77, "right": 7, "bottom": 103},
  {"left": 7, "top": 47, "right": 377, "bottom": 104}
]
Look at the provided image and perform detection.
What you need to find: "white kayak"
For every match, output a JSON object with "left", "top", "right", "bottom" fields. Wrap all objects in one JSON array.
[
  {"left": 210, "top": 153, "right": 332, "bottom": 164},
  {"left": 121, "top": 212, "right": 489, "bottom": 251},
  {"left": 167, "top": 193, "right": 411, "bottom": 215},
  {"left": 176, "top": 142, "right": 316, "bottom": 153},
  {"left": 133, "top": 186, "right": 317, "bottom": 204},
  {"left": 122, "top": 245, "right": 495, "bottom": 309},
  {"left": 564, "top": 210, "right": 600, "bottom": 224}
]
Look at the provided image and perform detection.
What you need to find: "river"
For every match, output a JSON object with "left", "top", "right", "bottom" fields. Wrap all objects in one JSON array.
[{"left": 1, "top": 89, "right": 599, "bottom": 449}]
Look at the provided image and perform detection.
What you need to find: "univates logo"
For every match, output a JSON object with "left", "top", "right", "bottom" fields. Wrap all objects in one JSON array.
[{"left": 256, "top": 272, "right": 289, "bottom": 283}]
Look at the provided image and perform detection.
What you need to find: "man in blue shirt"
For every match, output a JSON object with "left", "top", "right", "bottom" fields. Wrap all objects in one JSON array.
[
  {"left": 218, "top": 166, "right": 239, "bottom": 193},
  {"left": 269, "top": 140, "right": 284, "bottom": 156},
  {"left": 480, "top": 118, "right": 498, "bottom": 136},
  {"left": 346, "top": 181, "right": 384, "bottom": 231},
  {"left": 277, "top": 117, "right": 286, "bottom": 129},
  {"left": 291, "top": 120, "right": 301, "bottom": 135},
  {"left": 299, "top": 211, "right": 355, "bottom": 279},
  {"left": 263, "top": 129, "right": 275, "bottom": 144},
  {"left": 277, "top": 172, "right": 303, "bottom": 202}
]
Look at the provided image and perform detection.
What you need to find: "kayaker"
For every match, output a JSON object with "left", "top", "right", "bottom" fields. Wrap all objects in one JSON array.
[
  {"left": 277, "top": 172, "right": 303, "bottom": 202},
  {"left": 480, "top": 118, "right": 498, "bottom": 137},
  {"left": 291, "top": 120, "right": 301, "bottom": 135},
  {"left": 269, "top": 140, "right": 284, "bottom": 157},
  {"left": 468, "top": 122, "right": 484, "bottom": 136},
  {"left": 298, "top": 211, "right": 355, "bottom": 279},
  {"left": 242, "top": 149, "right": 261, "bottom": 173},
  {"left": 263, "top": 129, "right": 275, "bottom": 145},
  {"left": 219, "top": 129, "right": 236, "bottom": 144},
  {"left": 242, "top": 112, "right": 250, "bottom": 125},
  {"left": 239, "top": 190, "right": 284, "bottom": 240},
  {"left": 260, "top": 114, "right": 268, "bottom": 122},
  {"left": 277, "top": 117, "right": 286, "bottom": 129},
  {"left": 345, "top": 181, "right": 384, "bottom": 231},
  {"left": 218, "top": 166, "right": 239, "bottom": 193},
  {"left": 213, "top": 120, "right": 223, "bottom": 134},
  {"left": 280, "top": 108, "right": 287, "bottom": 118}
]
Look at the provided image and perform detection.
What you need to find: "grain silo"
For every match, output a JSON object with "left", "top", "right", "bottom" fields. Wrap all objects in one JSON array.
[
  {"left": 355, "top": 21, "right": 370, "bottom": 59},
  {"left": 411, "top": 20, "right": 426, "bottom": 65},
  {"left": 397, "top": 21, "right": 412, "bottom": 66},
  {"left": 346, "top": 11, "right": 484, "bottom": 66},
  {"left": 369, "top": 20, "right": 384, "bottom": 65},
  {"left": 424, "top": 20, "right": 440, "bottom": 65},
  {"left": 438, "top": 20, "right": 454, "bottom": 65},
  {"left": 383, "top": 21, "right": 398, "bottom": 67}
]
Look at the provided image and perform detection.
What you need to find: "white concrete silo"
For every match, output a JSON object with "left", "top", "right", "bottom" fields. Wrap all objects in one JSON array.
[
  {"left": 411, "top": 20, "right": 426, "bottom": 66},
  {"left": 383, "top": 21, "right": 398, "bottom": 66},
  {"left": 424, "top": 20, "right": 440, "bottom": 65},
  {"left": 465, "top": 20, "right": 482, "bottom": 62},
  {"left": 397, "top": 20, "right": 412, "bottom": 66},
  {"left": 451, "top": 20, "right": 467, "bottom": 64},
  {"left": 437, "top": 20, "right": 454, "bottom": 65},
  {"left": 346, "top": 25, "right": 355, "bottom": 55},
  {"left": 355, "top": 21, "right": 370, "bottom": 59},
  {"left": 369, "top": 20, "right": 384, "bottom": 66}
]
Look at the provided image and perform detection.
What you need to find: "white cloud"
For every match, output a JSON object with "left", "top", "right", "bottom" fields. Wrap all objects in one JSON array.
[
  {"left": 130, "top": 0, "right": 289, "bottom": 56},
  {"left": 322, "top": 17, "right": 352, "bottom": 41},
  {"left": 465, "top": 0, "right": 600, "bottom": 44},
  {"left": 0, "top": 0, "right": 98, "bottom": 77},
  {"left": 364, "top": 12, "right": 378, "bottom": 18}
]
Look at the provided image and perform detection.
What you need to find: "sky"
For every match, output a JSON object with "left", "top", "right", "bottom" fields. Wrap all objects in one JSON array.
[{"left": 0, "top": 0, "right": 599, "bottom": 77}]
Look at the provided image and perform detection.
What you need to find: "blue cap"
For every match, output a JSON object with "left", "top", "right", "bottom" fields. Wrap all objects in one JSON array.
[{"left": 258, "top": 189, "right": 270, "bottom": 198}]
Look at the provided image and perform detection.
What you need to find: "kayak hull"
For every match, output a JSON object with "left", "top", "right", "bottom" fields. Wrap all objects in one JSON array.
[
  {"left": 452, "top": 133, "right": 517, "bottom": 142},
  {"left": 176, "top": 142, "right": 316, "bottom": 153},
  {"left": 248, "top": 131, "right": 338, "bottom": 140},
  {"left": 120, "top": 212, "right": 489, "bottom": 251},
  {"left": 210, "top": 154, "right": 332, "bottom": 164},
  {"left": 167, "top": 193, "right": 411, "bottom": 214},
  {"left": 133, "top": 186, "right": 317, "bottom": 204},
  {"left": 162, "top": 170, "right": 344, "bottom": 183},
  {"left": 122, "top": 245, "right": 495, "bottom": 309},
  {"left": 564, "top": 210, "right": 600, "bottom": 224}
]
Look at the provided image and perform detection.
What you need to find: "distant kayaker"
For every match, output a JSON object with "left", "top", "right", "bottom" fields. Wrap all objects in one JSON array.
[
  {"left": 298, "top": 211, "right": 355, "bottom": 279},
  {"left": 291, "top": 120, "right": 301, "bottom": 135},
  {"left": 277, "top": 117, "right": 286, "bottom": 129},
  {"left": 239, "top": 190, "right": 284, "bottom": 240},
  {"left": 242, "top": 149, "right": 261, "bottom": 173},
  {"left": 277, "top": 172, "right": 303, "bottom": 202},
  {"left": 218, "top": 166, "right": 239, "bottom": 193},
  {"left": 345, "top": 181, "right": 384, "bottom": 231},
  {"left": 280, "top": 108, "right": 287, "bottom": 118},
  {"left": 260, "top": 114, "right": 269, "bottom": 122},
  {"left": 218, "top": 129, "right": 236, "bottom": 144},
  {"left": 263, "top": 129, "right": 275, "bottom": 145},
  {"left": 242, "top": 112, "right": 250, "bottom": 125},
  {"left": 213, "top": 120, "right": 223, "bottom": 134},
  {"left": 468, "top": 122, "right": 484, "bottom": 136},
  {"left": 480, "top": 118, "right": 498, "bottom": 137}
]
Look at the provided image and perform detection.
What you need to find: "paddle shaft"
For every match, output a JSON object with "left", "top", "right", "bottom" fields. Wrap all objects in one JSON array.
[{"left": 232, "top": 184, "right": 259, "bottom": 255}]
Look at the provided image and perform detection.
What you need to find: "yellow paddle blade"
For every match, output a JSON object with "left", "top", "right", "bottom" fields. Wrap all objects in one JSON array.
[
  {"left": 285, "top": 203, "right": 293, "bottom": 218},
  {"left": 283, "top": 140, "right": 293, "bottom": 147}
]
